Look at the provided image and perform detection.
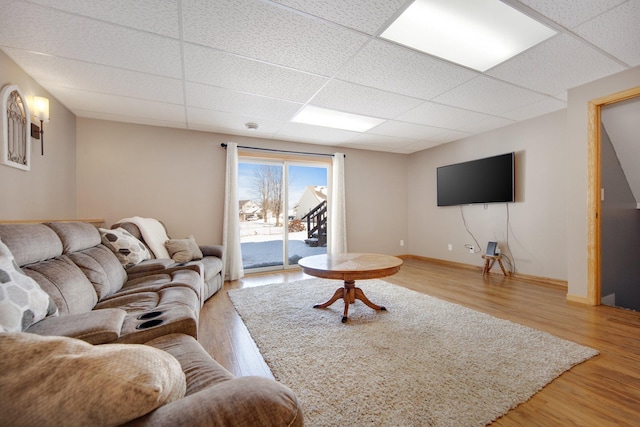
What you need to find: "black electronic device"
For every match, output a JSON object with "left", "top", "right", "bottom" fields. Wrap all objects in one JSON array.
[
  {"left": 436, "top": 152, "right": 515, "bottom": 206},
  {"left": 485, "top": 241, "right": 498, "bottom": 256}
]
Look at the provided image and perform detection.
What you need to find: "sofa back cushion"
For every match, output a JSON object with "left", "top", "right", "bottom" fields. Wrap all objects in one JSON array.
[
  {"left": 0, "top": 224, "right": 63, "bottom": 266},
  {"left": 23, "top": 256, "right": 98, "bottom": 315},
  {"left": 67, "top": 245, "right": 127, "bottom": 300},
  {"left": 46, "top": 222, "right": 102, "bottom": 253}
]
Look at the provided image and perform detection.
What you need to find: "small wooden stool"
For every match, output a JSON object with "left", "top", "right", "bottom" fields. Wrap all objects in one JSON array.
[{"left": 482, "top": 254, "right": 508, "bottom": 276}]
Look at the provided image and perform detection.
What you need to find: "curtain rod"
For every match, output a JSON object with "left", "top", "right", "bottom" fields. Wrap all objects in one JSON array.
[{"left": 220, "top": 143, "right": 343, "bottom": 158}]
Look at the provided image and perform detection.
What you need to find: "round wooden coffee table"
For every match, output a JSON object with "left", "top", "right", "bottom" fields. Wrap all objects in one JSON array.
[{"left": 298, "top": 253, "right": 403, "bottom": 323}]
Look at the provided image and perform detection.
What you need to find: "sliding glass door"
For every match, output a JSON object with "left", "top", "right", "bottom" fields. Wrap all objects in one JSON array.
[{"left": 238, "top": 158, "right": 328, "bottom": 272}]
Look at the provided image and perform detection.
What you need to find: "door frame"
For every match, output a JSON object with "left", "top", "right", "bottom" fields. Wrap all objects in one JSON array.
[{"left": 587, "top": 85, "right": 640, "bottom": 305}]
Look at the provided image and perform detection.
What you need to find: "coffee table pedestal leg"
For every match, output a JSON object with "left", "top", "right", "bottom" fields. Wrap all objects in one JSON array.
[{"left": 313, "top": 280, "right": 386, "bottom": 323}]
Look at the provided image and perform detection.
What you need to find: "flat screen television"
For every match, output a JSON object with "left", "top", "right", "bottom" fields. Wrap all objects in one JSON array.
[{"left": 437, "top": 152, "right": 514, "bottom": 206}]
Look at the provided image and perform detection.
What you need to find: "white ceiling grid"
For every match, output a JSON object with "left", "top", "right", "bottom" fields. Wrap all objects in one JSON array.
[{"left": 0, "top": 0, "right": 637, "bottom": 154}]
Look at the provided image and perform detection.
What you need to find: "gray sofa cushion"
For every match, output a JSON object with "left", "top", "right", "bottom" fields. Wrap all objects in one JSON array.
[
  {"left": 23, "top": 256, "right": 98, "bottom": 315},
  {"left": 0, "top": 223, "right": 63, "bottom": 266},
  {"left": 27, "top": 308, "right": 126, "bottom": 344},
  {"left": 96, "top": 287, "right": 199, "bottom": 344},
  {"left": 46, "top": 222, "right": 102, "bottom": 253},
  {"left": 67, "top": 245, "right": 127, "bottom": 300},
  {"left": 127, "top": 334, "right": 304, "bottom": 427}
]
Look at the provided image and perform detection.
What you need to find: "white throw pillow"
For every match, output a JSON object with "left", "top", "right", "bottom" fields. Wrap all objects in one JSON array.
[
  {"left": 100, "top": 227, "right": 151, "bottom": 268},
  {"left": 0, "top": 238, "right": 58, "bottom": 332},
  {"left": 0, "top": 332, "right": 187, "bottom": 426}
]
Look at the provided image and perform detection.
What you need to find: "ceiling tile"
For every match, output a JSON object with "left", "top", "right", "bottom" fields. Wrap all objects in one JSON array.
[
  {"left": 342, "top": 134, "right": 419, "bottom": 153},
  {"left": 310, "top": 80, "right": 424, "bottom": 119},
  {"left": 368, "top": 120, "right": 446, "bottom": 139},
  {"left": 74, "top": 110, "right": 187, "bottom": 130},
  {"left": 397, "top": 102, "right": 500, "bottom": 130},
  {"left": 27, "top": 0, "right": 180, "bottom": 38},
  {"left": 574, "top": 1, "right": 640, "bottom": 67},
  {"left": 392, "top": 140, "right": 442, "bottom": 153},
  {"left": 181, "top": 0, "right": 370, "bottom": 76},
  {"left": 187, "top": 108, "right": 284, "bottom": 137},
  {"left": 185, "top": 82, "right": 302, "bottom": 122},
  {"left": 274, "top": 122, "right": 359, "bottom": 145},
  {"left": 4, "top": 48, "right": 184, "bottom": 104},
  {"left": 456, "top": 116, "right": 515, "bottom": 134},
  {"left": 433, "top": 76, "right": 549, "bottom": 116},
  {"left": 349, "top": 133, "right": 419, "bottom": 147},
  {"left": 514, "top": 0, "right": 627, "bottom": 28},
  {"left": 499, "top": 96, "right": 566, "bottom": 121},
  {"left": 183, "top": 44, "right": 328, "bottom": 103},
  {"left": 424, "top": 129, "right": 473, "bottom": 144},
  {"left": 336, "top": 39, "right": 479, "bottom": 100},
  {"left": 50, "top": 87, "right": 186, "bottom": 122},
  {"left": 270, "top": 0, "right": 408, "bottom": 35},
  {"left": 0, "top": 1, "right": 182, "bottom": 77},
  {"left": 487, "top": 34, "right": 626, "bottom": 95}
]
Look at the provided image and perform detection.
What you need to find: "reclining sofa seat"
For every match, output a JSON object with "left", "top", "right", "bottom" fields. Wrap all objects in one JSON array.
[
  {"left": 0, "top": 222, "right": 305, "bottom": 426},
  {"left": 0, "top": 222, "right": 202, "bottom": 344},
  {"left": 112, "top": 220, "right": 224, "bottom": 301}
]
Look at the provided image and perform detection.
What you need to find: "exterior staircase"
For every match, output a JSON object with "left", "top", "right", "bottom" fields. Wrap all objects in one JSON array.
[{"left": 301, "top": 200, "right": 327, "bottom": 247}]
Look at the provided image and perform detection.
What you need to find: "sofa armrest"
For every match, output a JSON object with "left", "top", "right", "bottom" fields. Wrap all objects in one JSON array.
[
  {"left": 26, "top": 309, "right": 126, "bottom": 344},
  {"left": 199, "top": 244, "right": 223, "bottom": 259},
  {"left": 124, "top": 376, "right": 303, "bottom": 427}
]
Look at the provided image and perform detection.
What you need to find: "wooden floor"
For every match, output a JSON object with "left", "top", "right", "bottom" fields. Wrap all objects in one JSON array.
[{"left": 198, "top": 258, "right": 640, "bottom": 426}]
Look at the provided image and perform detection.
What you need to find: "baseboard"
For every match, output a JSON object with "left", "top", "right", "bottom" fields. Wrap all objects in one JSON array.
[
  {"left": 566, "top": 294, "right": 590, "bottom": 304},
  {"left": 398, "top": 254, "right": 568, "bottom": 289}
]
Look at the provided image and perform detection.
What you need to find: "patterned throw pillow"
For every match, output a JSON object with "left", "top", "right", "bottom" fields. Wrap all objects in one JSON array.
[
  {"left": 99, "top": 227, "right": 151, "bottom": 268},
  {"left": 0, "top": 238, "right": 58, "bottom": 332}
]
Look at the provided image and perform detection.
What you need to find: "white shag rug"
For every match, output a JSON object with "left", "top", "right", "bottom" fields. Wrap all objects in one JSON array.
[{"left": 228, "top": 279, "right": 598, "bottom": 426}]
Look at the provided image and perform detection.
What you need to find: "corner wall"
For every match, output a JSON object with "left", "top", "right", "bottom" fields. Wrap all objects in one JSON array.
[
  {"left": 0, "top": 50, "right": 77, "bottom": 220},
  {"left": 407, "top": 110, "right": 568, "bottom": 280},
  {"left": 566, "top": 66, "right": 640, "bottom": 300}
]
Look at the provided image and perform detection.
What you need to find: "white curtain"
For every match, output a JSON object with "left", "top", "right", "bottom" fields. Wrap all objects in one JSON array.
[
  {"left": 222, "top": 142, "right": 244, "bottom": 280},
  {"left": 329, "top": 153, "right": 347, "bottom": 255}
]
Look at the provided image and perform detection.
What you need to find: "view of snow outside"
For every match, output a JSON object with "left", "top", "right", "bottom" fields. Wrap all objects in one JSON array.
[{"left": 238, "top": 162, "right": 328, "bottom": 269}]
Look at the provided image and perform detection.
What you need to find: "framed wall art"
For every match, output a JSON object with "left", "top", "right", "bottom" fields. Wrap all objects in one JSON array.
[{"left": 1, "top": 84, "right": 31, "bottom": 171}]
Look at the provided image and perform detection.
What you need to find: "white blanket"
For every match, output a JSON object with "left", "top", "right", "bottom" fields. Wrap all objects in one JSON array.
[{"left": 117, "top": 216, "right": 171, "bottom": 259}]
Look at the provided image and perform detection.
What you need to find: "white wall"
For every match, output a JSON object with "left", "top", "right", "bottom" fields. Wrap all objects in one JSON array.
[
  {"left": 0, "top": 50, "right": 77, "bottom": 220},
  {"left": 408, "top": 110, "right": 568, "bottom": 280},
  {"left": 76, "top": 118, "right": 409, "bottom": 253}
]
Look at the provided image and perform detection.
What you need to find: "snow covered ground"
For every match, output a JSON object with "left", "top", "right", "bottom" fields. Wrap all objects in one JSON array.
[{"left": 240, "top": 220, "right": 325, "bottom": 269}]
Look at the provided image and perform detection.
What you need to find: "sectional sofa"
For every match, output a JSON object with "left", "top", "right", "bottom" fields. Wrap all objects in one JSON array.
[{"left": 0, "top": 221, "right": 303, "bottom": 426}]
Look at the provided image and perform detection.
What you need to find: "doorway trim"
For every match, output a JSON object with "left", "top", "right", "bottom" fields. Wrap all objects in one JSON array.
[{"left": 587, "top": 85, "right": 640, "bottom": 305}]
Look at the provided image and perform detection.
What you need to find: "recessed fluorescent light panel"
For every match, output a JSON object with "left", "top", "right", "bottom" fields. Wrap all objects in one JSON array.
[
  {"left": 380, "top": 0, "right": 557, "bottom": 71},
  {"left": 291, "top": 105, "right": 385, "bottom": 132}
]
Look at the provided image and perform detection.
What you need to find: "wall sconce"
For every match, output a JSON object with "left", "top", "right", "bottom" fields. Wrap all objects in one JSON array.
[{"left": 30, "top": 96, "right": 49, "bottom": 155}]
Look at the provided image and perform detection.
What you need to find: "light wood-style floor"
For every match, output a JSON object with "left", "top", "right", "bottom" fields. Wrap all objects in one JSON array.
[{"left": 198, "top": 258, "right": 640, "bottom": 426}]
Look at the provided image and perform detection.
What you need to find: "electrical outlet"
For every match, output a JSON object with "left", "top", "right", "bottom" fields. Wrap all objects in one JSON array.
[{"left": 448, "top": 243, "right": 452, "bottom": 251}]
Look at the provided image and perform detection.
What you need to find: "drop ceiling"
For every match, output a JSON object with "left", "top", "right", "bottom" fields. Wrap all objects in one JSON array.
[{"left": 0, "top": 0, "right": 637, "bottom": 154}]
